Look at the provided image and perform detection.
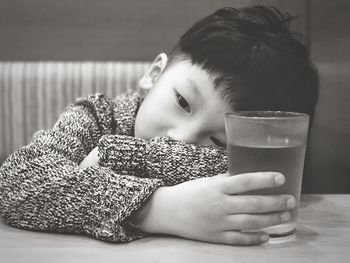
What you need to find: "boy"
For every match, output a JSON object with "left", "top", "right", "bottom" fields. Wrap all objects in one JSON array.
[{"left": 0, "top": 6, "right": 318, "bottom": 246}]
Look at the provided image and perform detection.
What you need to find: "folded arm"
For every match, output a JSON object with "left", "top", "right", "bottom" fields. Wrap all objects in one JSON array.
[
  {"left": 0, "top": 94, "right": 163, "bottom": 242},
  {"left": 98, "top": 134, "right": 228, "bottom": 184}
]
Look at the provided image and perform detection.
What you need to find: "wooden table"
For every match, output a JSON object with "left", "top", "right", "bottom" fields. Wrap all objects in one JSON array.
[{"left": 0, "top": 194, "right": 349, "bottom": 263}]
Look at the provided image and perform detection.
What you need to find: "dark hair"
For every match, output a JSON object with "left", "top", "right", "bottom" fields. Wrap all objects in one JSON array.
[{"left": 167, "top": 6, "right": 319, "bottom": 121}]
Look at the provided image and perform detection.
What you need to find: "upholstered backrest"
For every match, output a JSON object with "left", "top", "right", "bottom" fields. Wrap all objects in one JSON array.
[{"left": 0, "top": 62, "right": 150, "bottom": 163}]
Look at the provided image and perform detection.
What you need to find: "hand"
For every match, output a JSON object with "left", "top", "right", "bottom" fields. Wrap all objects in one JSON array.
[
  {"left": 137, "top": 172, "right": 296, "bottom": 246},
  {"left": 79, "top": 147, "right": 99, "bottom": 168}
]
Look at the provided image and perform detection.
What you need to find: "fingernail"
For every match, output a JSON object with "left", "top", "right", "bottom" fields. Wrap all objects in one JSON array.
[
  {"left": 287, "top": 198, "right": 296, "bottom": 209},
  {"left": 274, "top": 174, "right": 285, "bottom": 185},
  {"left": 260, "top": 234, "right": 269, "bottom": 242},
  {"left": 281, "top": 212, "right": 291, "bottom": 222}
]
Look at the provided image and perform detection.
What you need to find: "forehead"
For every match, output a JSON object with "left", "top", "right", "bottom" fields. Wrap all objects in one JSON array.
[{"left": 166, "top": 59, "right": 215, "bottom": 81}]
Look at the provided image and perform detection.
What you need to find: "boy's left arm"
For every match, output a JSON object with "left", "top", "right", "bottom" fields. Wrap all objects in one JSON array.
[{"left": 96, "top": 135, "right": 228, "bottom": 185}]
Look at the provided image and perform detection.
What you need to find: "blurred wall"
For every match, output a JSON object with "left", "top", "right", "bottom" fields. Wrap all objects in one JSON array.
[
  {"left": 0, "top": 0, "right": 307, "bottom": 61},
  {"left": 302, "top": 0, "right": 350, "bottom": 193},
  {"left": 0, "top": 0, "right": 349, "bottom": 193}
]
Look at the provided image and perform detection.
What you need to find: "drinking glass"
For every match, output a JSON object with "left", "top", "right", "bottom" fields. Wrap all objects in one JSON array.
[{"left": 225, "top": 111, "right": 310, "bottom": 242}]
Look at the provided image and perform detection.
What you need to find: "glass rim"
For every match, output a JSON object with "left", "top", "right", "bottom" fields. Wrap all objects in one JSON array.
[{"left": 225, "top": 111, "right": 309, "bottom": 120}]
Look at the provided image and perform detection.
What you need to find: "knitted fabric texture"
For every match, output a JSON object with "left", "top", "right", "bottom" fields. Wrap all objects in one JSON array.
[
  {"left": 0, "top": 91, "right": 228, "bottom": 243},
  {"left": 99, "top": 135, "right": 228, "bottom": 185}
]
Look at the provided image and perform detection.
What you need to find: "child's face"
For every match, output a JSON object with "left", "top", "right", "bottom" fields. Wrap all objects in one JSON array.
[{"left": 134, "top": 59, "right": 229, "bottom": 148}]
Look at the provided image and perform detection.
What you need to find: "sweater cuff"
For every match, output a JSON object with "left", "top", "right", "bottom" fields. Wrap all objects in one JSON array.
[{"left": 98, "top": 135, "right": 148, "bottom": 176}]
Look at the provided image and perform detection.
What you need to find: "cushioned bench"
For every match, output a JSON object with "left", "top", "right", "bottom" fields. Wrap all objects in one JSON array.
[{"left": 0, "top": 61, "right": 150, "bottom": 162}]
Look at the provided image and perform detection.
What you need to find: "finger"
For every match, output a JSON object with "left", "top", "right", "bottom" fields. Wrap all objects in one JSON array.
[
  {"left": 224, "top": 195, "right": 296, "bottom": 214},
  {"left": 224, "top": 211, "right": 292, "bottom": 230},
  {"left": 221, "top": 231, "right": 269, "bottom": 246},
  {"left": 222, "top": 172, "right": 285, "bottom": 194}
]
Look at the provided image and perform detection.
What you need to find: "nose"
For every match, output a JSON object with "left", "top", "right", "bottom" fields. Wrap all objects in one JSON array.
[{"left": 166, "top": 126, "right": 201, "bottom": 145}]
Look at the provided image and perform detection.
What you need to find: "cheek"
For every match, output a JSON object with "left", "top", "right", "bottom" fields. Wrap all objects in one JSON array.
[
  {"left": 134, "top": 105, "right": 153, "bottom": 139},
  {"left": 134, "top": 102, "right": 163, "bottom": 139},
  {"left": 135, "top": 99, "right": 173, "bottom": 139}
]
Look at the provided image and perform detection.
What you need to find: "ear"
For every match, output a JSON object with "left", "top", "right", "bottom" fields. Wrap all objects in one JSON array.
[{"left": 139, "top": 53, "right": 168, "bottom": 90}]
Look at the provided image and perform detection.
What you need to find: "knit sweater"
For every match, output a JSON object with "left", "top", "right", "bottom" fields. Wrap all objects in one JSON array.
[{"left": 0, "top": 91, "right": 228, "bottom": 242}]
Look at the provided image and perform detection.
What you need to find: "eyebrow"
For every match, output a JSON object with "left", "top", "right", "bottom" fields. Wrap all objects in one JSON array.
[{"left": 186, "top": 78, "right": 204, "bottom": 103}]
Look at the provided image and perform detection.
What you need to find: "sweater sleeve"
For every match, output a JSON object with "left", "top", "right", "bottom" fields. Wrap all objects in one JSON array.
[
  {"left": 98, "top": 135, "right": 228, "bottom": 186},
  {"left": 0, "top": 93, "right": 163, "bottom": 242}
]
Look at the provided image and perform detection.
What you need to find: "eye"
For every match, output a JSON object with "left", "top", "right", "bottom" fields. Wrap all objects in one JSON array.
[
  {"left": 210, "top": 136, "right": 226, "bottom": 148},
  {"left": 175, "top": 90, "right": 191, "bottom": 113}
]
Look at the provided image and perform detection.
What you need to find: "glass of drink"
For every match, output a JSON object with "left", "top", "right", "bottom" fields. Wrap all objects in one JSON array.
[{"left": 225, "top": 111, "right": 310, "bottom": 242}]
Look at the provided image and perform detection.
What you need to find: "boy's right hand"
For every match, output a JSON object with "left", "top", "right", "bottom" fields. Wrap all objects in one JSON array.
[{"left": 137, "top": 172, "right": 296, "bottom": 246}]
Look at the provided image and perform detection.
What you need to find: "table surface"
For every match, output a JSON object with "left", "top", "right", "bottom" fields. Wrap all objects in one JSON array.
[{"left": 1, "top": 194, "right": 349, "bottom": 263}]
